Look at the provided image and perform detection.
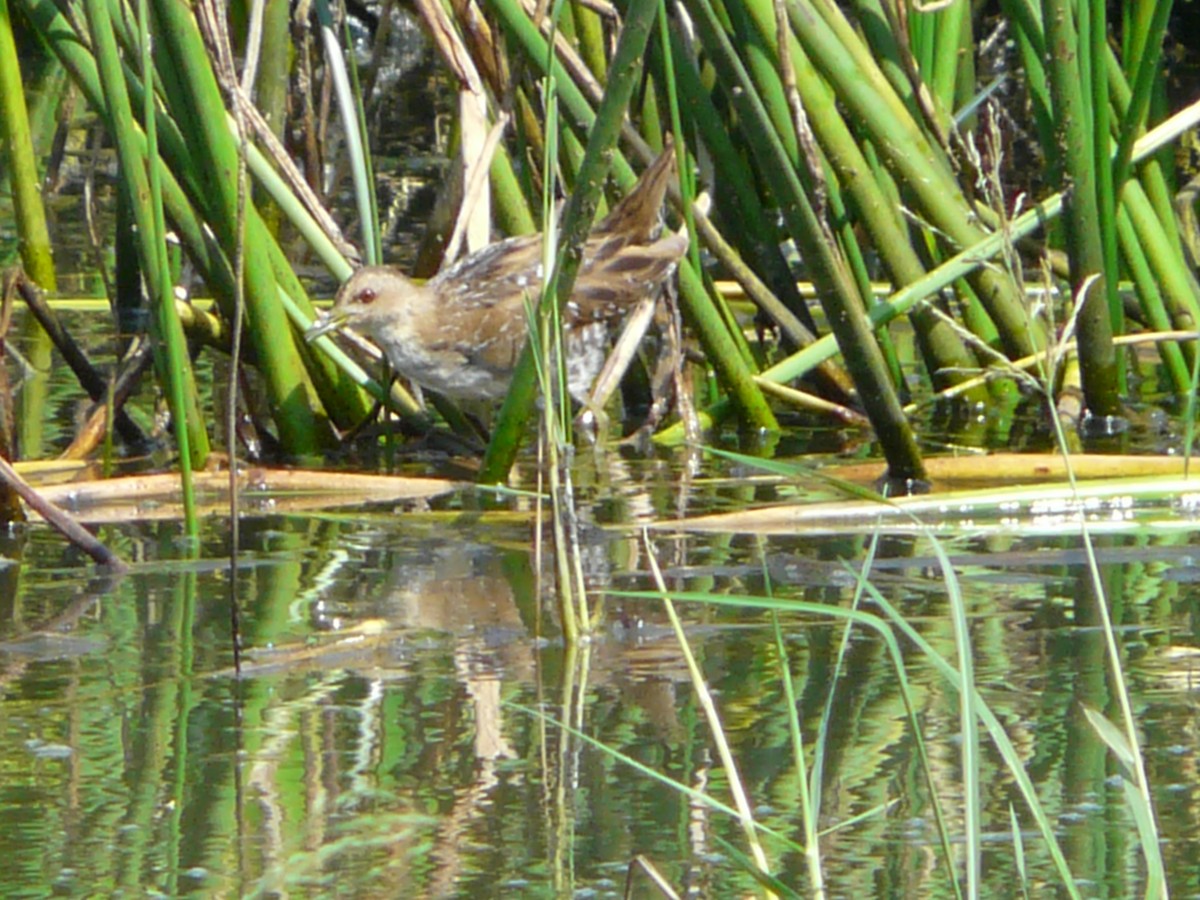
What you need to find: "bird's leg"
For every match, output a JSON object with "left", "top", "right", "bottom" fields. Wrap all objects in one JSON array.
[
  {"left": 427, "top": 392, "right": 490, "bottom": 445},
  {"left": 339, "top": 395, "right": 386, "bottom": 443},
  {"left": 627, "top": 281, "right": 696, "bottom": 443},
  {"left": 580, "top": 296, "right": 658, "bottom": 439},
  {"left": 574, "top": 404, "right": 609, "bottom": 447},
  {"left": 639, "top": 334, "right": 679, "bottom": 437}
]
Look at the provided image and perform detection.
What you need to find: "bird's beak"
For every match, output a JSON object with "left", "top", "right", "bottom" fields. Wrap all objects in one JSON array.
[{"left": 304, "top": 308, "right": 348, "bottom": 342}]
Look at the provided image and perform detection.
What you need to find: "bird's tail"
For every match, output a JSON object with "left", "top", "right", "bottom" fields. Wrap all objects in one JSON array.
[{"left": 593, "top": 136, "right": 678, "bottom": 246}]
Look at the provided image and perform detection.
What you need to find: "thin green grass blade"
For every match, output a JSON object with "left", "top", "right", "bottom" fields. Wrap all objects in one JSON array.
[
  {"left": 759, "top": 541, "right": 825, "bottom": 894},
  {"left": 643, "top": 533, "right": 772, "bottom": 876},
  {"left": 506, "top": 701, "right": 807, "bottom": 855},
  {"left": 864, "top": 585, "right": 1082, "bottom": 898},
  {"left": 709, "top": 835, "right": 802, "bottom": 898},
  {"left": 1010, "top": 803, "right": 1030, "bottom": 899},
  {"left": 614, "top": 580, "right": 964, "bottom": 894},
  {"left": 319, "top": 0, "right": 379, "bottom": 264},
  {"left": 923, "top": 530, "right": 981, "bottom": 896}
]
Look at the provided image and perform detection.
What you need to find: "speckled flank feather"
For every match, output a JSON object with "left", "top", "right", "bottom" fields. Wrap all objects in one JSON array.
[{"left": 308, "top": 143, "right": 688, "bottom": 402}]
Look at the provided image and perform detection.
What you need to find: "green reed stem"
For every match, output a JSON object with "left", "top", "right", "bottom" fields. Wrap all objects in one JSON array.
[
  {"left": 659, "top": 89, "right": 1200, "bottom": 445},
  {"left": 86, "top": 0, "right": 205, "bottom": 535},
  {"left": 1111, "top": 0, "right": 1173, "bottom": 196},
  {"left": 320, "top": 0, "right": 380, "bottom": 264},
  {"left": 1006, "top": 0, "right": 1196, "bottom": 393},
  {"left": 664, "top": 28, "right": 819, "bottom": 340},
  {"left": 24, "top": 0, "right": 374, "bottom": 439},
  {"left": 690, "top": 0, "right": 921, "bottom": 480},
  {"left": 1, "top": 0, "right": 58, "bottom": 462},
  {"left": 1123, "top": 179, "right": 1200, "bottom": 332},
  {"left": 1114, "top": 204, "right": 1189, "bottom": 392},
  {"left": 791, "top": 0, "right": 1043, "bottom": 361},
  {"left": 251, "top": 0, "right": 290, "bottom": 236},
  {"left": 738, "top": 0, "right": 983, "bottom": 396},
  {"left": 149, "top": 0, "right": 327, "bottom": 458},
  {"left": 1105, "top": 53, "right": 1198, "bottom": 355},
  {"left": 0, "top": 0, "right": 56, "bottom": 290},
  {"left": 490, "top": 143, "right": 538, "bottom": 238},
  {"left": 138, "top": 0, "right": 202, "bottom": 527},
  {"left": 570, "top": 0, "right": 607, "bottom": 82},
  {"left": 1043, "top": 0, "right": 1120, "bottom": 414},
  {"left": 1086, "top": 0, "right": 1123, "bottom": 395}
]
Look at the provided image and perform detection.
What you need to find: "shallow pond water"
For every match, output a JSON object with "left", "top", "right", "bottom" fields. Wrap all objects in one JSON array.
[{"left": 4, "top": 429, "right": 1200, "bottom": 896}]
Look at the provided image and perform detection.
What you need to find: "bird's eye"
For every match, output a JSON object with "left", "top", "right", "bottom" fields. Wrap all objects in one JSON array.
[{"left": 357, "top": 288, "right": 378, "bottom": 305}]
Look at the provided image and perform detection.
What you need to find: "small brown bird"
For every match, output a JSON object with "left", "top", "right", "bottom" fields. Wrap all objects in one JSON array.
[{"left": 306, "top": 143, "right": 687, "bottom": 403}]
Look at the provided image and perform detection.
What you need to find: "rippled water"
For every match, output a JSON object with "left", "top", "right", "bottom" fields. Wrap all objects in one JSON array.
[{"left": 5, "top": 431, "right": 1200, "bottom": 896}]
